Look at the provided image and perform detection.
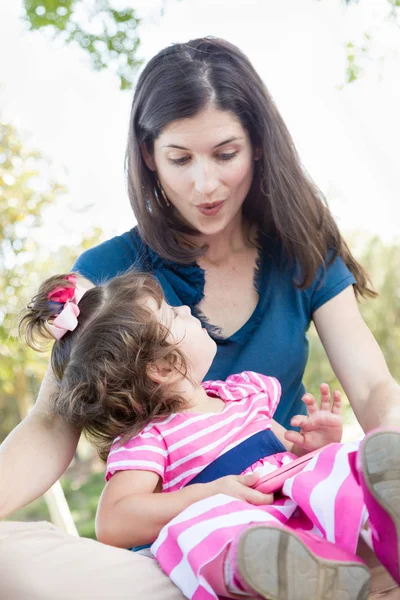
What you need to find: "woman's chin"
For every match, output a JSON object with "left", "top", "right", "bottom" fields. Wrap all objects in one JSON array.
[{"left": 190, "top": 214, "right": 230, "bottom": 237}]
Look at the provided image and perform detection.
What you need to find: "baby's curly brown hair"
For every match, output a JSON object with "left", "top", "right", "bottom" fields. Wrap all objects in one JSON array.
[{"left": 20, "top": 270, "right": 188, "bottom": 460}]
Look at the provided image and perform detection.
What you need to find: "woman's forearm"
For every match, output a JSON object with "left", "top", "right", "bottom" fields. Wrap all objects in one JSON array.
[
  {"left": 357, "top": 378, "right": 400, "bottom": 433},
  {"left": 0, "top": 366, "right": 81, "bottom": 519},
  {"left": 96, "top": 483, "right": 216, "bottom": 549},
  {"left": 0, "top": 409, "right": 80, "bottom": 519}
]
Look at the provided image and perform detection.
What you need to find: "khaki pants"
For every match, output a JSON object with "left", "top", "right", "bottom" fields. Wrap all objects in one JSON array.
[{"left": 0, "top": 521, "right": 399, "bottom": 600}]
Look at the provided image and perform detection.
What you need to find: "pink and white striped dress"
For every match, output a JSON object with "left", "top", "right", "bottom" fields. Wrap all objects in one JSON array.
[{"left": 106, "top": 372, "right": 365, "bottom": 600}]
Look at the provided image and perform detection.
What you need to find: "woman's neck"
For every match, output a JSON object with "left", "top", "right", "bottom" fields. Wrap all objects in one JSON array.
[{"left": 198, "top": 212, "right": 252, "bottom": 265}]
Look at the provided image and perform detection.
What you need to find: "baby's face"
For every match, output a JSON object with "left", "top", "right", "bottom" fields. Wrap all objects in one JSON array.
[{"left": 146, "top": 297, "right": 217, "bottom": 382}]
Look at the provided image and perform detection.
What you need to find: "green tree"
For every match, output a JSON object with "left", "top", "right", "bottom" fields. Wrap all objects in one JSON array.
[
  {"left": 0, "top": 120, "right": 103, "bottom": 440},
  {"left": 22, "top": 0, "right": 143, "bottom": 90},
  {"left": 0, "top": 120, "right": 65, "bottom": 438},
  {"left": 326, "top": 0, "right": 400, "bottom": 84}
]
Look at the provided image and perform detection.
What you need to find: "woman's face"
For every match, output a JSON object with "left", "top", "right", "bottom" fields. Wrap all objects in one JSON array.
[{"left": 146, "top": 106, "right": 255, "bottom": 237}]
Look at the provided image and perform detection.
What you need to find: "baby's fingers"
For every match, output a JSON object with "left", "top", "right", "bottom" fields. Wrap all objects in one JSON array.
[
  {"left": 290, "top": 414, "right": 309, "bottom": 429},
  {"left": 331, "top": 390, "right": 342, "bottom": 415},
  {"left": 320, "top": 383, "right": 332, "bottom": 411},
  {"left": 284, "top": 429, "right": 305, "bottom": 446},
  {"left": 302, "top": 393, "right": 319, "bottom": 415},
  {"left": 244, "top": 487, "right": 274, "bottom": 506}
]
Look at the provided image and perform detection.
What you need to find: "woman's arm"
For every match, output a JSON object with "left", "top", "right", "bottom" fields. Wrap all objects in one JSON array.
[
  {"left": 0, "top": 366, "right": 81, "bottom": 518},
  {"left": 313, "top": 286, "right": 400, "bottom": 432},
  {"left": 0, "top": 274, "right": 94, "bottom": 519}
]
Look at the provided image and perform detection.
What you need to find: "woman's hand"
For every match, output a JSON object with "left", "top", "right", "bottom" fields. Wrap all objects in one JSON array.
[
  {"left": 284, "top": 383, "right": 343, "bottom": 454},
  {"left": 209, "top": 472, "right": 274, "bottom": 505}
]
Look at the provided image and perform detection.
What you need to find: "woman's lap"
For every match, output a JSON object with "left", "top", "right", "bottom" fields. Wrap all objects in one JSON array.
[
  {"left": 0, "top": 520, "right": 185, "bottom": 600},
  {"left": 0, "top": 520, "right": 398, "bottom": 599}
]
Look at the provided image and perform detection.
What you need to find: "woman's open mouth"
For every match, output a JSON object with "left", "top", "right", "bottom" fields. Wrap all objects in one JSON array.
[{"left": 196, "top": 200, "right": 225, "bottom": 216}]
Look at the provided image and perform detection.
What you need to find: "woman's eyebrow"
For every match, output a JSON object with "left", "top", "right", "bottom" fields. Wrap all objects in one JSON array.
[{"left": 162, "top": 136, "right": 243, "bottom": 150}]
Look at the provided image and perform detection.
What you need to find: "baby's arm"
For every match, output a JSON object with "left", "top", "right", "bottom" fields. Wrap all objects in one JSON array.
[
  {"left": 270, "top": 384, "right": 343, "bottom": 456},
  {"left": 96, "top": 469, "right": 273, "bottom": 548}
]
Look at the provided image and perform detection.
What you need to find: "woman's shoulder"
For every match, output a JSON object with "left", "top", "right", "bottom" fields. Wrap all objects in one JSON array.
[
  {"left": 72, "top": 227, "right": 151, "bottom": 285},
  {"left": 258, "top": 238, "right": 355, "bottom": 316}
]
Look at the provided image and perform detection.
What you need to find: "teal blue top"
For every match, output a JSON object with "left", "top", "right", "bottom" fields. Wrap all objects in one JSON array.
[{"left": 73, "top": 227, "right": 355, "bottom": 429}]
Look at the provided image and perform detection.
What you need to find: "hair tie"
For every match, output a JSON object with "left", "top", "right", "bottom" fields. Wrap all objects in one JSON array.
[{"left": 46, "top": 275, "right": 85, "bottom": 340}]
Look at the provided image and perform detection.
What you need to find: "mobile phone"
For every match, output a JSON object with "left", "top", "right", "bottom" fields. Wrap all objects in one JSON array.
[{"left": 253, "top": 445, "right": 333, "bottom": 494}]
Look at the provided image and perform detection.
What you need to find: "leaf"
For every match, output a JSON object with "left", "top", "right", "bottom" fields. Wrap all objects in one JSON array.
[{"left": 22, "top": 0, "right": 143, "bottom": 89}]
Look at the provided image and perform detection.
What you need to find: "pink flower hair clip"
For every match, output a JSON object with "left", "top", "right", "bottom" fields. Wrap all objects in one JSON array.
[{"left": 46, "top": 274, "right": 85, "bottom": 340}]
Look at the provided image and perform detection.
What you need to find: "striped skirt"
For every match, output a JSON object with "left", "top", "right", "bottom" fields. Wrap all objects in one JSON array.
[{"left": 151, "top": 440, "right": 365, "bottom": 600}]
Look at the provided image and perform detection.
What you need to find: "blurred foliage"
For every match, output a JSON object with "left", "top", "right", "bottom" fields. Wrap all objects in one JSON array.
[
  {"left": 319, "top": 0, "right": 400, "bottom": 85},
  {"left": 0, "top": 117, "right": 107, "bottom": 535},
  {"left": 22, "top": 0, "right": 143, "bottom": 89},
  {"left": 0, "top": 119, "right": 103, "bottom": 441},
  {"left": 22, "top": 1, "right": 399, "bottom": 89},
  {"left": 0, "top": 120, "right": 65, "bottom": 436}
]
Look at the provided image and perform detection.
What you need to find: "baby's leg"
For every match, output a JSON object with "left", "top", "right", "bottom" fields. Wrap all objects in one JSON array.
[
  {"left": 152, "top": 493, "right": 285, "bottom": 599},
  {"left": 152, "top": 493, "right": 370, "bottom": 600},
  {"left": 354, "top": 429, "right": 400, "bottom": 586},
  {"left": 282, "top": 440, "right": 366, "bottom": 555},
  {"left": 230, "top": 523, "right": 370, "bottom": 600}
]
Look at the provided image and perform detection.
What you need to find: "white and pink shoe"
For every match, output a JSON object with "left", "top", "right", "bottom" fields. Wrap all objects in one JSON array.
[
  {"left": 355, "top": 428, "right": 400, "bottom": 585},
  {"left": 234, "top": 523, "right": 370, "bottom": 600}
]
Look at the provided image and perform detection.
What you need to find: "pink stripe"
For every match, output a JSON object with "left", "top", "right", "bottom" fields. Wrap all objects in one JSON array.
[
  {"left": 155, "top": 499, "right": 242, "bottom": 571},
  {"left": 165, "top": 422, "right": 271, "bottom": 491},
  {"left": 333, "top": 469, "right": 364, "bottom": 554},
  {"left": 192, "top": 587, "right": 216, "bottom": 600},
  {"left": 155, "top": 498, "right": 294, "bottom": 575},
  {"left": 288, "top": 444, "right": 341, "bottom": 536}
]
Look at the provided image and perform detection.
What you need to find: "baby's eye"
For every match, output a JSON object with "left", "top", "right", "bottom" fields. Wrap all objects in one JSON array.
[{"left": 171, "top": 307, "right": 179, "bottom": 318}]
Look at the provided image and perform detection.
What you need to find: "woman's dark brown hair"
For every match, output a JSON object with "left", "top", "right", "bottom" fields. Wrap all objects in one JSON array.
[
  {"left": 20, "top": 271, "right": 188, "bottom": 461},
  {"left": 126, "top": 36, "right": 375, "bottom": 297}
]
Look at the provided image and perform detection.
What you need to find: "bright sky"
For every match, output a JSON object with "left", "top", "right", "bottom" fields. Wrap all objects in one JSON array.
[{"left": 1, "top": 0, "right": 399, "bottom": 250}]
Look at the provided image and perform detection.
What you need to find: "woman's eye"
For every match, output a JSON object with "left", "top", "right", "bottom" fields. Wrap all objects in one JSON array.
[
  {"left": 168, "top": 156, "right": 190, "bottom": 166},
  {"left": 217, "top": 152, "right": 238, "bottom": 162}
]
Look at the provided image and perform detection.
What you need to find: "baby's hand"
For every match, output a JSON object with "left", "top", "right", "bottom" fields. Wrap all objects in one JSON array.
[
  {"left": 209, "top": 473, "right": 274, "bottom": 506},
  {"left": 284, "top": 383, "right": 343, "bottom": 453}
]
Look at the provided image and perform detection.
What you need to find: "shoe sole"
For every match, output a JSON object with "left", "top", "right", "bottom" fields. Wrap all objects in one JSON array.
[
  {"left": 361, "top": 429, "right": 400, "bottom": 579},
  {"left": 237, "top": 525, "right": 370, "bottom": 600}
]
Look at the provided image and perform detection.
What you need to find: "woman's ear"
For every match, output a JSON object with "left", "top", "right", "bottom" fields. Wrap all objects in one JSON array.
[
  {"left": 254, "top": 148, "right": 262, "bottom": 161},
  {"left": 147, "top": 360, "right": 180, "bottom": 385},
  {"left": 141, "top": 143, "right": 156, "bottom": 171}
]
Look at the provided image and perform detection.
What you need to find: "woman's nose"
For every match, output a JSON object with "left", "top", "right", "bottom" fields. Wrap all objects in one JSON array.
[{"left": 193, "top": 162, "right": 219, "bottom": 196}]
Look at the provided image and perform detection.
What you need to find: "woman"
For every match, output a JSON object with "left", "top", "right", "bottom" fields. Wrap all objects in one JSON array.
[{"left": 0, "top": 37, "right": 399, "bottom": 599}]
